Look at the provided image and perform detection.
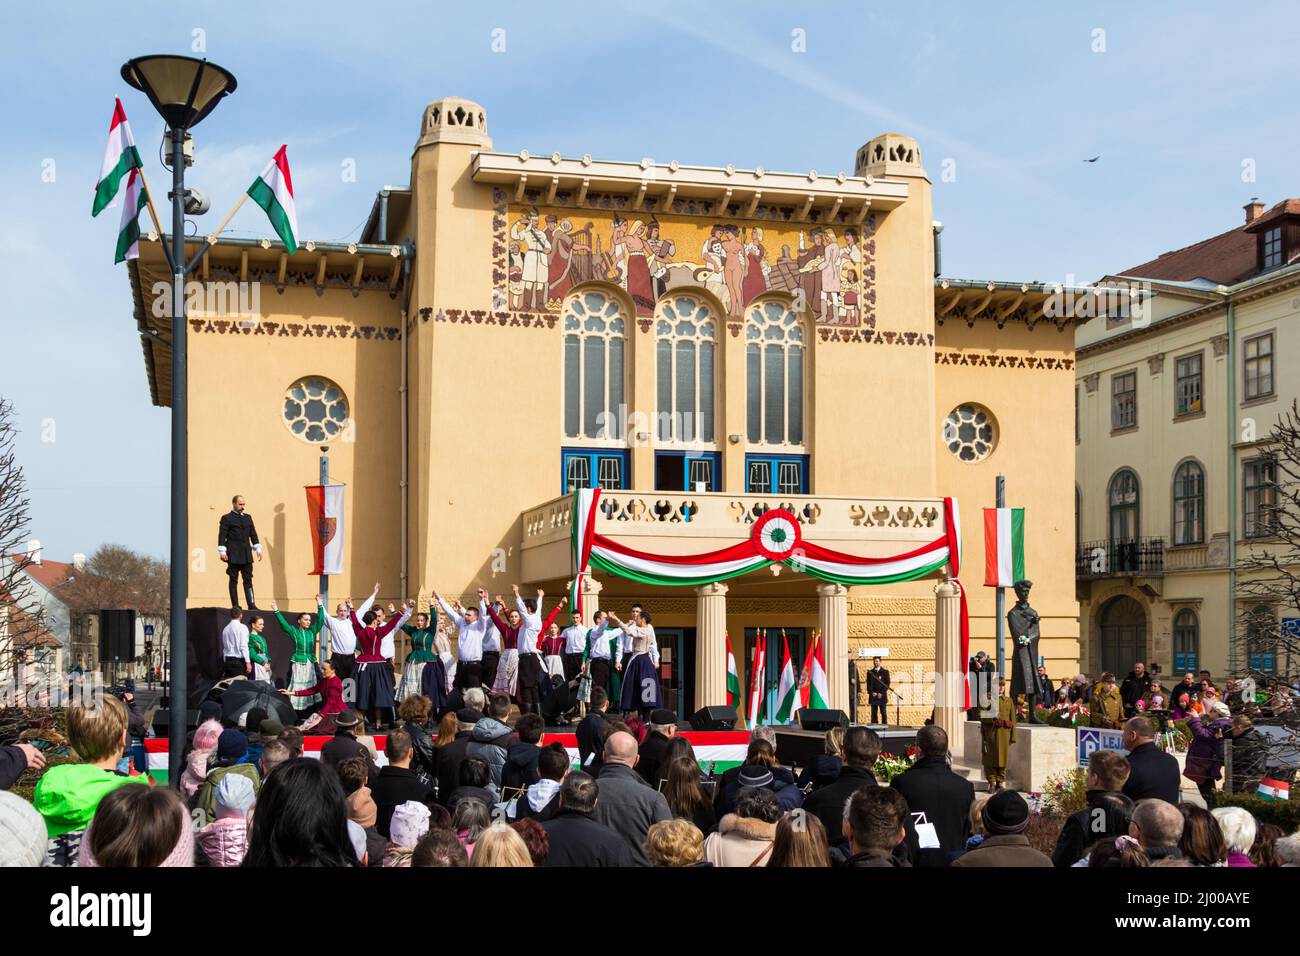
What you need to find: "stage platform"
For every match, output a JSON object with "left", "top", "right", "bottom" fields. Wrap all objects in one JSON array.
[{"left": 775, "top": 725, "right": 918, "bottom": 768}]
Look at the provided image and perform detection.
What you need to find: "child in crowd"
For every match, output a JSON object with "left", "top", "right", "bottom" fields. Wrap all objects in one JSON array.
[
  {"left": 198, "top": 772, "right": 255, "bottom": 867},
  {"left": 180, "top": 719, "right": 224, "bottom": 804}
]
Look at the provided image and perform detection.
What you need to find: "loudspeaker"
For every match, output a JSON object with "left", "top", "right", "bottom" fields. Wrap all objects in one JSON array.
[
  {"left": 689, "top": 705, "right": 738, "bottom": 731},
  {"left": 798, "top": 708, "right": 849, "bottom": 731},
  {"left": 98, "top": 609, "right": 135, "bottom": 662}
]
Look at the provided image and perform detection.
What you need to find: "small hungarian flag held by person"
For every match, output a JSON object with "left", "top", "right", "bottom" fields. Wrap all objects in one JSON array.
[
  {"left": 725, "top": 632, "right": 740, "bottom": 708},
  {"left": 747, "top": 630, "right": 767, "bottom": 726},
  {"left": 774, "top": 631, "right": 799, "bottom": 723},
  {"left": 984, "top": 507, "right": 1026, "bottom": 587},
  {"left": 1257, "top": 776, "right": 1290, "bottom": 801},
  {"left": 305, "top": 483, "right": 345, "bottom": 575},
  {"left": 93, "top": 98, "right": 142, "bottom": 217},
  {"left": 247, "top": 145, "right": 300, "bottom": 253},
  {"left": 114, "top": 167, "right": 148, "bottom": 263}
]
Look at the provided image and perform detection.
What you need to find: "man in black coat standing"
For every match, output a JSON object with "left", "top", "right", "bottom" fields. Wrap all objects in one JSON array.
[
  {"left": 889, "top": 724, "right": 974, "bottom": 867},
  {"left": 1119, "top": 662, "right": 1153, "bottom": 718},
  {"left": 437, "top": 708, "right": 480, "bottom": 807},
  {"left": 218, "top": 494, "right": 262, "bottom": 610},
  {"left": 542, "top": 771, "right": 634, "bottom": 867},
  {"left": 636, "top": 709, "right": 677, "bottom": 786},
  {"left": 867, "top": 657, "right": 891, "bottom": 724},
  {"left": 371, "top": 730, "right": 435, "bottom": 837},
  {"left": 1121, "top": 716, "right": 1181, "bottom": 804},
  {"left": 804, "top": 726, "right": 882, "bottom": 844}
]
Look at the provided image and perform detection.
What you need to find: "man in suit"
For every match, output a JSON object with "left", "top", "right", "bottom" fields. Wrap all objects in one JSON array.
[
  {"left": 804, "top": 726, "right": 881, "bottom": 844},
  {"left": 889, "top": 724, "right": 974, "bottom": 867},
  {"left": 218, "top": 494, "right": 262, "bottom": 610},
  {"left": 867, "top": 656, "right": 891, "bottom": 724},
  {"left": 1120, "top": 716, "right": 1182, "bottom": 804}
]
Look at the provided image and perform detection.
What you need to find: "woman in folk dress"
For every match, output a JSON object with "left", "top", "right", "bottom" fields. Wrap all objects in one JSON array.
[
  {"left": 272, "top": 599, "right": 326, "bottom": 714},
  {"left": 397, "top": 610, "right": 440, "bottom": 703},
  {"left": 609, "top": 607, "right": 662, "bottom": 720},
  {"left": 485, "top": 592, "right": 523, "bottom": 700},
  {"left": 248, "top": 614, "right": 272, "bottom": 683},
  {"left": 540, "top": 621, "right": 567, "bottom": 684},
  {"left": 349, "top": 598, "right": 413, "bottom": 731}
]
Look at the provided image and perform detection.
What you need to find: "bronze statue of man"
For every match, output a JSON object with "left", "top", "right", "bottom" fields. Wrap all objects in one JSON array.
[{"left": 1007, "top": 579, "right": 1044, "bottom": 724}]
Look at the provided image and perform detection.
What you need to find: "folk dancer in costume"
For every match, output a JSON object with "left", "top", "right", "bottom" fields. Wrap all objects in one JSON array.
[
  {"left": 541, "top": 619, "right": 568, "bottom": 683},
  {"left": 434, "top": 589, "right": 487, "bottom": 691},
  {"left": 515, "top": 585, "right": 567, "bottom": 716},
  {"left": 481, "top": 596, "right": 503, "bottom": 691},
  {"left": 560, "top": 610, "right": 588, "bottom": 685},
  {"left": 271, "top": 599, "right": 326, "bottom": 715},
  {"left": 217, "top": 494, "right": 262, "bottom": 610},
  {"left": 979, "top": 678, "right": 1017, "bottom": 791},
  {"left": 510, "top": 208, "right": 552, "bottom": 311},
  {"left": 282, "top": 659, "right": 346, "bottom": 735},
  {"left": 581, "top": 610, "right": 622, "bottom": 707},
  {"left": 608, "top": 606, "right": 662, "bottom": 720},
  {"left": 220, "top": 608, "right": 250, "bottom": 678},
  {"left": 485, "top": 591, "right": 523, "bottom": 702},
  {"left": 247, "top": 614, "right": 271, "bottom": 683},
  {"left": 397, "top": 608, "right": 441, "bottom": 703},
  {"left": 348, "top": 597, "right": 412, "bottom": 730},
  {"left": 322, "top": 583, "right": 376, "bottom": 680}
]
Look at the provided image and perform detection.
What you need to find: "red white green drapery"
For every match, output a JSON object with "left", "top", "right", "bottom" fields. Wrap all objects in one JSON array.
[{"left": 569, "top": 490, "right": 971, "bottom": 707}]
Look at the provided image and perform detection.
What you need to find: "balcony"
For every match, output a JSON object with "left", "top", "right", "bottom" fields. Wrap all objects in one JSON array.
[
  {"left": 520, "top": 491, "right": 949, "bottom": 583},
  {"left": 1076, "top": 538, "right": 1166, "bottom": 578}
]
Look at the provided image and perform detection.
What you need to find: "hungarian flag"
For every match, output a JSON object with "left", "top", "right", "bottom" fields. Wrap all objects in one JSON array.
[
  {"left": 1257, "top": 777, "right": 1290, "bottom": 801},
  {"left": 114, "top": 167, "right": 147, "bottom": 263},
  {"left": 92, "top": 98, "right": 142, "bottom": 217},
  {"left": 568, "top": 575, "right": 582, "bottom": 621},
  {"left": 805, "top": 631, "right": 830, "bottom": 710},
  {"left": 747, "top": 631, "right": 767, "bottom": 727},
  {"left": 984, "top": 507, "right": 1026, "bottom": 587},
  {"left": 247, "top": 145, "right": 300, "bottom": 253},
  {"left": 725, "top": 632, "right": 739, "bottom": 708},
  {"left": 774, "top": 631, "right": 799, "bottom": 723},
  {"left": 305, "top": 483, "right": 345, "bottom": 575}
]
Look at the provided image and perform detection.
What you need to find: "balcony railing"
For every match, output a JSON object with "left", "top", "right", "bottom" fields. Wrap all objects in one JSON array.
[{"left": 1076, "top": 538, "right": 1165, "bottom": 578}]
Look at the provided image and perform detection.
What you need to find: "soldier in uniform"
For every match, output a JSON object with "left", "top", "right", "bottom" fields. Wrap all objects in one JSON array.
[
  {"left": 1007, "top": 579, "right": 1044, "bottom": 724},
  {"left": 980, "top": 677, "right": 1017, "bottom": 790},
  {"left": 218, "top": 494, "right": 262, "bottom": 610}
]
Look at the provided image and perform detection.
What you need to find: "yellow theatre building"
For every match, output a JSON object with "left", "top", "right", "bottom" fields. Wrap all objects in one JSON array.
[{"left": 124, "top": 97, "right": 1083, "bottom": 734}]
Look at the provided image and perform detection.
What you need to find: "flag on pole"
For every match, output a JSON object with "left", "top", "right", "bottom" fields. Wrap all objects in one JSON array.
[
  {"left": 114, "top": 167, "right": 148, "bottom": 263},
  {"left": 1257, "top": 776, "right": 1290, "bottom": 801},
  {"left": 247, "top": 145, "right": 300, "bottom": 253},
  {"left": 808, "top": 631, "right": 830, "bottom": 710},
  {"left": 983, "top": 507, "right": 1026, "bottom": 587},
  {"left": 92, "top": 98, "right": 143, "bottom": 217},
  {"left": 305, "top": 483, "right": 345, "bottom": 575},
  {"left": 774, "top": 630, "right": 799, "bottom": 723},
  {"left": 568, "top": 575, "right": 582, "bottom": 621},
  {"left": 725, "top": 632, "right": 740, "bottom": 708},
  {"left": 747, "top": 631, "right": 767, "bottom": 726}
]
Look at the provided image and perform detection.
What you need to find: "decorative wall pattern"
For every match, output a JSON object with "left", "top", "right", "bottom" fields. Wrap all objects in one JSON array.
[
  {"left": 935, "top": 349, "right": 1074, "bottom": 371},
  {"left": 187, "top": 318, "right": 400, "bottom": 341}
]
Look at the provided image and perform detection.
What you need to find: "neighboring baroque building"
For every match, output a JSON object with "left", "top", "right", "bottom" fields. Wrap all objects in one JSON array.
[
  {"left": 124, "top": 98, "right": 1082, "bottom": 730},
  {"left": 1076, "top": 199, "right": 1300, "bottom": 683}
]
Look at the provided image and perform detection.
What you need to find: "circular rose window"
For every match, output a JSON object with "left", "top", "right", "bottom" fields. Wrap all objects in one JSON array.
[
  {"left": 283, "top": 377, "right": 349, "bottom": 443},
  {"left": 943, "top": 403, "right": 997, "bottom": 462}
]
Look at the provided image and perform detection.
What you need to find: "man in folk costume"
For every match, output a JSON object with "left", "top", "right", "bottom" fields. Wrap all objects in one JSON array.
[
  {"left": 481, "top": 596, "right": 504, "bottom": 691},
  {"left": 271, "top": 598, "right": 327, "bottom": 715},
  {"left": 582, "top": 610, "right": 622, "bottom": 706},
  {"left": 434, "top": 589, "right": 488, "bottom": 691},
  {"left": 323, "top": 584, "right": 377, "bottom": 681},
  {"left": 348, "top": 597, "right": 413, "bottom": 731},
  {"left": 247, "top": 614, "right": 272, "bottom": 683},
  {"left": 608, "top": 606, "right": 662, "bottom": 720},
  {"left": 560, "top": 610, "right": 588, "bottom": 686},
  {"left": 510, "top": 207, "right": 551, "bottom": 311},
  {"left": 514, "top": 584, "right": 566, "bottom": 716},
  {"left": 980, "top": 678, "right": 1017, "bottom": 791},
  {"left": 217, "top": 494, "right": 262, "bottom": 610},
  {"left": 220, "top": 607, "right": 251, "bottom": 678}
]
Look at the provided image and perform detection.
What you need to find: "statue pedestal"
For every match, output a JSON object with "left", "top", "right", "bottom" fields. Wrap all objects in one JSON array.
[{"left": 963, "top": 722, "right": 1077, "bottom": 792}]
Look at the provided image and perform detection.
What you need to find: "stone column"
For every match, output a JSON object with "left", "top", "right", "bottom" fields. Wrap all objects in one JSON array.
[
  {"left": 580, "top": 575, "right": 603, "bottom": 625},
  {"left": 695, "top": 582, "right": 728, "bottom": 709},
  {"left": 934, "top": 580, "right": 964, "bottom": 757},
  {"left": 817, "top": 582, "right": 849, "bottom": 713}
]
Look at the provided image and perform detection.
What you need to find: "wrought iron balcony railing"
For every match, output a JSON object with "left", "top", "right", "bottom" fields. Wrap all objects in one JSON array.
[{"left": 1076, "top": 537, "right": 1165, "bottom": 577}]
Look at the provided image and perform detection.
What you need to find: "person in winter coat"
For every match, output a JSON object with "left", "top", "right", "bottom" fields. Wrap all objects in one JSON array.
[
  {"left": 704, "top": 787, "right": 781, "bottom": 867},
  {"left": 952, "top": 790, "right": 1052, "bottom": 867},
  {"left": 79, "top": 784, "right": 194, "bottom": 868},
  {"left": 1182, "top": 712, "right": 1231, "bottom": 801},
  {"left": 179, "top": 719, "right": 223, "bottom": 805},
  {"left": 1226, "top": 715, "right": 1268, "bottom": 794},
  {"left": 1089, "top": 673, "right": 1124, "bottom": 728},
  {"left": 803, "top": 726, "right": 881, "bottom": 844},
  {"left": 540, "top": 772, "right": 635, "bottom": 867},
  {"left": 465, "top": 694, "right": 517, "bottom": 789},
  {"left": 382, "top": 800, "right": 431, "bottom": 868},
  {"left": 337, "top": 757, "right": 386, "bottom": 867},
  {"left": 715, "top": 740, "right": 802, "bottom": 816},
  {"left": 398, "top": 695, "right": 439, "bottom": 789},
  {"left": 890, "top": 724, "right": 974, "bottom": 867},
  {"left": 502, "top": 713, "right": 545, "bottom": 793},
  {"left": 196, "top": 730, "right": 262, "bottom": 823},
  {"left": 796, "top": 726, "right": 845, "bottom": 791},
  {"left": 1051, "top": 750, "right": 1132, "bottom": 867},
  {"left": 0, "top": 790, "right": 47, "bottom": 867},
  {"left": 199, "top": 772, "right": 254, "bottom": 867},
  {"left": 593, "top": 731, "right": 672, "bottom": 865},
  {"left": 372, "top": 730, "right": 435, "bottom": 838},
  {"left": 514, "top": 742, "right": 568, "bottom": 822},
  {"left": 839, "top": 785, "right": 911, "bottom": 868},
  {"left": 1120, "top": 717, "right": 1181, "bottom": 805},
  {"left": 320, "top": 710, "right": 379, "bottom": 788},
  {"left": 979, "top": 678, "right": 1017, "bottom": 791},
  {"left": 1119, "top": 664, "right": 1153, "bottom": 718}
]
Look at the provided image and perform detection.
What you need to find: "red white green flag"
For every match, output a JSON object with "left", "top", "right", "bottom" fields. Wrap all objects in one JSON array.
[
  {"left": 305, "top": 483, "right": 345, "bottom": 575},
  {"left": 774, "top": 631, "right": 799, "bottom": 723},
  {"left": 807, "top": 631, "right": 829, "bottom": 710},
  {"left": 114, "top": 167, "right": 148, "bottom": 263},
  {"left": 725, "top": 632, "right": 739, "bottom": 708},
  {"left": 1257, "top": 776, "right": 1290, "bottom": 801},
  {"left": 92, "top": 98, "right": 143, "bottom": 217},
  {"left": 984, "top": 507, "right": 1026, "bottom": 587},
  {"left": 747, "top": 631, "right": 767, "bottom": 726},
  {"left": 247, "top": 145, "right": 300, "bottom": 253}
]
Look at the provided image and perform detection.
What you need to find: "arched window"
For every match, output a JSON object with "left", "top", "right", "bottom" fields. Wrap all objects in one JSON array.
[
  {"left": 745, "top": 300, "right": 804, "bottom": 447},
  {"left": 1172, "top": 460, "right": 1205, "bottom": 545},
  {"left": 563, "top": 290, "right": 626, "bottom": 441},
  {"left": 1173, "top": 609, "right": 1199, "bottom": 674},
  {"left": 655, "top": 294, "right": 716, "bottom": 443},
  {"left": 1108, "top": 470, "right": 1139, "bottom": 542}
]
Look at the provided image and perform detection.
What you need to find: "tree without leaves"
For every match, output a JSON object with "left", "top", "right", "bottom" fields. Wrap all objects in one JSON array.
[{"left": 0, "top": 396, "right": 43, "bottom": 682}]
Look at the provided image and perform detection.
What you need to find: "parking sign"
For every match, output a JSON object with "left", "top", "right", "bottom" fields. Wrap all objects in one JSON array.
[{"left": 1077, "top": 727, "right": 1125, "bottom": 767}]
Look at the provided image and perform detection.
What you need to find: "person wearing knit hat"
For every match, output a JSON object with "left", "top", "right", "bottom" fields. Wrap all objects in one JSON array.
[
  {"left": 214, "top": 728, "right": 250, "bottom": 767},
  {"left": 195, "top": 728, "right": 262, "bottom": 824},
  {"left": 383, "top": 800, "right": 432, "bottom": 867},
  {"left": 0, "top": 790, "right": 47, "bottom": 867},
  {"left": 78, "top": 785, "right": 195, "bottom": 868},
  {"left": 951, "top": 790, "right": 1051, "bottom": 867},
  {"left": 198, "top": 773, "right": 255, "bottom": 867}
]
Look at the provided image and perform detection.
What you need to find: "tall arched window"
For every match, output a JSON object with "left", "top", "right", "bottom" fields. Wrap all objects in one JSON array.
[
  {"left": 745, "top": 300, "right": 804, "bottom": 447},
  {"left": 655, "top": 294, "right": 716, "bottom": 443},
  {"left": 1172, "top": 460, "right": 1205, "bottom": 545},
  {"left": 563, "top": 290, "right": 626, "bottom": 441},
  {"left": 1173, "top": 609, "right": 1199, "bottom": 674},
  {"left": 1108, "top": 470, "right": 1139, "bottom": 542}
]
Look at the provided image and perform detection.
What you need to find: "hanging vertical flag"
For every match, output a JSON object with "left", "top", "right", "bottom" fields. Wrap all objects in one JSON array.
[
  {"left": 808, "top": 631, "right": 830, "bottom": 710},
  {"left": 569, "top": 575, "right": 582, "bottom": 621},
  {"left": 725, "top": 632, "right": 740, "bottom": 708},
  {"left": 92, "top": 98, "right": 143, "bottom": 217},
  {"left": 774, "top": 630, "right": 800, "bottom": 723},
  {"left": 247, "top": 145, "right": 300, "bottom": 253},
  {"left": 305, "top": 483, "right": 345, "bottom": 575},
  {"left": 114, "top": 167, "right": 148, "bottom": 263},
  {"left": 983, "top": 507, "right": 1026, "bottom": 587},
  {"left": 747, "top": 630, "right": 767, "bottom": 726}
]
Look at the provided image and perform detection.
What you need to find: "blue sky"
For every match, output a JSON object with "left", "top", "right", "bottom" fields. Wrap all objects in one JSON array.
[{"left": 2, "top": 1, "right": 1297, "bottom": 561}]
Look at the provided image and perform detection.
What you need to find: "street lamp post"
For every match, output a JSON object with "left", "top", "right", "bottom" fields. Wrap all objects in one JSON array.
[{"left": 121, "top": 55, "right": 236, "bottom": 788}]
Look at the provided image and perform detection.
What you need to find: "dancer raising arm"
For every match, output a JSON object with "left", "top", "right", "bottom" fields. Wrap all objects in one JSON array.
[
  {"left": 271, "top": 598, "right": 326, "bottom": 715},
  {"left": 349, "top": 596, "right": 413, "bottom": 731},
  {"left": 433, "top": 587, "right": 488, "bottom": 692}
]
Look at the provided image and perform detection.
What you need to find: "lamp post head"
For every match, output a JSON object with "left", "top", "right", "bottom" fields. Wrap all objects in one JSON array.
[{"left": 121, "top": 54, "right": 236, "bottom": 130}]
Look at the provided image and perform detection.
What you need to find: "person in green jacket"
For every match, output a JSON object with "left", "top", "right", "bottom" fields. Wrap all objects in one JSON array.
[
  {"left": 271, "top": 598, "right": 325, "bottom": 713},
  {"left": 248, "top": 613, "right": 272, "bottom": 682},
  {"left": 33, "top": 695, "right": 148, "bottom": 866}
]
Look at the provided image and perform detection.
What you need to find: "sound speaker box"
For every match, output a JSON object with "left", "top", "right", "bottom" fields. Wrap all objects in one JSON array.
[
  {"left": 798, "top": 708, "right": 849, "bottom": 731},
  {"left": 98, "top": 609, "right": 135, "bottom": 662},
  {"left": 689, "top": 705, "right": 738, "bottom": 731}
]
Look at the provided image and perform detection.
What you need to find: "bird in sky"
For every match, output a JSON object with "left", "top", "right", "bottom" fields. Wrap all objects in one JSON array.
[{"left": 1083, "top": 155, "right": 1101, "bottom": 163}]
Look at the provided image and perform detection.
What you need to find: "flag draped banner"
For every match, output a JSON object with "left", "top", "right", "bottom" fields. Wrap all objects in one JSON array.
[
  {"left": 983, "top": 507, "right": 1026, "bottom": 587},
  {"left": 305, "top": 483, "right": 345, "bottom": 575},
  {"left": 247, "top": 145, "right": 300, "bottom": 253},
  {"left": 92, "top": 98, "right": 142, "bottom": 217}
]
